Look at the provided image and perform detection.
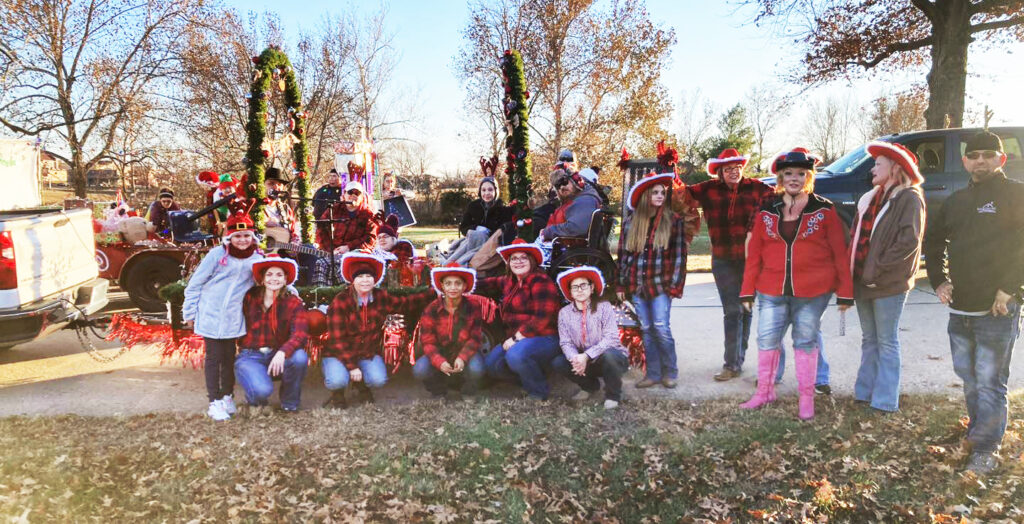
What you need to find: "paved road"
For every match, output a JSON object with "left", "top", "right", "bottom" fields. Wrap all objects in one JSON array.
[{"left": 1, "top": 275, "right": 1021, "bottom": 416}]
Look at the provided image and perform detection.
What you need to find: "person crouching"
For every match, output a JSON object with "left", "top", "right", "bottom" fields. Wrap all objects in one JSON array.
[
  {"left": 233, "top": 255, "right": 309, "bottom": 412},
  {"left": 412, "top": 264, "right": 486, "bottom": 400}
]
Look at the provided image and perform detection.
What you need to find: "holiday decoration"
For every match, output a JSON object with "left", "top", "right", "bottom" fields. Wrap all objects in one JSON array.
[
  {"left": 245, "top": 46, "right": 314, "bottom": 244},
  {"left": 500, "top": 49, "right": 534, "bottom": 240},
  {"left": 617, "top": 147, "right": 631, "bottom": 171}
]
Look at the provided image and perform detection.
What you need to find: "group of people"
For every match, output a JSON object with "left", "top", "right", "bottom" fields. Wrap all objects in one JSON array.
[{"left": 179, "top": 130, "right": 1020, "bottom": 474}]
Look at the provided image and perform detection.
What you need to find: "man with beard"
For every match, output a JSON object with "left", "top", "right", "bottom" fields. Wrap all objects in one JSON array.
[{"left": 924, "top": 130, "right": 1024, "bottom": 474}]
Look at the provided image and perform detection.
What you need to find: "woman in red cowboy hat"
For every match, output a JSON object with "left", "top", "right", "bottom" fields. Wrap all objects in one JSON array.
[
  {"left": 321, "top": 251, "right": 435, "bottom": 408},
  {"left": 411, "top": 264, "right": 487, "bottom": 399},
  {"left": 477, "top": 239, "right": 562, "bottom": 400},
  {"left": 550, "top": 266, "right": 628, "bottom": 409},
  {"left": 233, "top": 255, "right": 309, "bottom": 412},
  {"left": 182, "top": 209, "right": 263, "bottom": 421},
  {"left": 850, "top": 141, "right": 925, "bottom": 413},
  {"left": 617, "top": 169, "right": 690, "bottom": 390},
  {"left": 739, "top": 148, "right": 853, "bottom": 421},
  {"left": 312, "top": 180, "right": 378, "bottom": 286}
]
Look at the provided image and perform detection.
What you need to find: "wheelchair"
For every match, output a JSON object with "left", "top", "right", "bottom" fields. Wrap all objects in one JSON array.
[{"left": 544, "top": 207, "right": 618, "bottom": 284}]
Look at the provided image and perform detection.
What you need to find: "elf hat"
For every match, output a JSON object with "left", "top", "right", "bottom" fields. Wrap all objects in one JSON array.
[
  {"left": 431, "top": 262, "right": 477, "bottom": 295},
  {"left": 217, "top": 173, "right": 237, "bottom": 191},
  {"left": 556, "top": 266, "right": 605, "bottom": 302},
  {"left": 866, "top": 141, "right": 923, "bottom": 185},
  {"left": 252, "top": 254, "right": 298, "bottom": 285},
  {"left": 497, "top": 238, "right": 544, "bottom": 267},
  {"left": 222, "top": 211, "right": 255, "bottom": 242},
  {"left": 706, "top": 148, "right": 750, "bottom": 176},
  {"left": 340, "top": 251, "right": 386, "bottom": 287},
  {"left": 769, "top": 147, "right": 823, "bottom": 175},
  {"left": 625, "top": 172, "right": 675, "bottom": 211}
]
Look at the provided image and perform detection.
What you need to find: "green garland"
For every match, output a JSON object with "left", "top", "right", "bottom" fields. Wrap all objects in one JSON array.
[
  {"left": 501, "top": 49, "right": 534, "bottom": 240},
  {"left": 246, "top": 46, "right": 314, "bottom": 243}
]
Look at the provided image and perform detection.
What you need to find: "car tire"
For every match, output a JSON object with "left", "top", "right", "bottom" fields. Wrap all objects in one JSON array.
[{"left": 123, "top": 256, "right": 182, "bottom": 313}]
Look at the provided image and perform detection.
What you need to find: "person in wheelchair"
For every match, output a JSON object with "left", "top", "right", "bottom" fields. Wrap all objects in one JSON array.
[{"left": 537, "top": 166, "right": 602, "bottom": 243}]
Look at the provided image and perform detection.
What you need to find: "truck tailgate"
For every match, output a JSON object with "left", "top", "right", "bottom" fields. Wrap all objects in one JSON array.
[{"left": 0, "top": 207, "right": 98, "bottom": 309}]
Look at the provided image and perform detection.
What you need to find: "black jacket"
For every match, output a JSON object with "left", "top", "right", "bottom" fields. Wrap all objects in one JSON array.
[
  {"left": 458, "top": 198, "right": 512, "bottom": 236},
  {"left": 924, "top": 172, "right": 1024, "bottom": 312}
]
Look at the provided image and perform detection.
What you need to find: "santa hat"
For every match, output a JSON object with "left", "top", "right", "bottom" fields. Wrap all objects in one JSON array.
[
  {"left": 431, "top": 263, "right": 477, "bottom": 295},
  {"left": 496, "top": 239, "right": 544, "bottom": 266},
  {"left": 866, "top": 141, "right": 923, "bottom": 185},
  {"left": 252, "top": 254, "right": 299, "bottom": 285},
  {"left": 222, "top": 211, "right": 255, "bottom": 241},
  {"left": 196, "top": 170, "right": 220, "bottom": 188},
  {"left": 625, "top": 172, "right": 675, "bottom": 211},
  {"left": 340, "top": 251, "right": 386, "bottom": 287},
  {"left": 377, "top": 214, "right": 400, "bottom": 239},
  {"left": 556, "top": 266, "right": 605, "bottom": 302},
  {"left": 706, "top": 148, "right": 749, "bottom": 176},
  {"left": 769, "top": 147, "right": 823, "bottom": 175}
]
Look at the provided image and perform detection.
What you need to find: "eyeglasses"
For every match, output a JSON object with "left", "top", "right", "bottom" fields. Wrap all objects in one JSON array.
[
  {"left": 554, "top": 177, "right": 570, "bottom": 188},
  {"left": 966, "top": 150, "right": 1001, "bottom": 160},
  {"left": 508, "top": 255, "right": 531, "bottom": 263},
  {"left": 570, "top": 283, "right": 591, "bottom": 291},
  {"left": 721, "top": 166, "right": 742, "bottom": 174},
  {"left": 346, "top": 189, "right": 362, "bottom": 196}
]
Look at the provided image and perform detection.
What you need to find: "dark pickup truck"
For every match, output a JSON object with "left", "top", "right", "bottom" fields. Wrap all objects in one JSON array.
[{"left": 802, "top": 127, "right": 1024, "bottom": 225}]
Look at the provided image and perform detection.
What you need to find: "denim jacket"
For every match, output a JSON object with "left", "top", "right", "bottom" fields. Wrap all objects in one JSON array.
[{"left": 182, "top": 245, "right": 261, "bottom": 339}]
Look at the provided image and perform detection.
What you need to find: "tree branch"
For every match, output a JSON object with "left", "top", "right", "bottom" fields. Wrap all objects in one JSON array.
[
  {"left": 970, "top": 14, "right": 1024, "bottom": 34},
  {"left": 909, "top": 0, "right": 936, "bottom": 21},
  {"left": 852, "top": 35, "right": 933, "bottom": 69}
]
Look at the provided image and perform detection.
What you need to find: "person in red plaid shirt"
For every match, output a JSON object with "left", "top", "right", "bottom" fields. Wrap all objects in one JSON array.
[
  {"left": 233, "top": 255, "right": 309, "bottom": 412},
  {"left": 412, "top": 264, "right": 486, "bottom": 399},
  {"left": 688, "top": 149, "right": 775, "bottom": 382},
  {"left": 617, "top": 171, "right": 690, "bottom": 389},
  {"left": 312, "top": 181, "right": 377, "bottom": 286},
  {"left": 478, "top": 240, "right": 562, "bottom": 400},
  {"left": 321, "top": 252, "right": 435, "bottom": 408}
]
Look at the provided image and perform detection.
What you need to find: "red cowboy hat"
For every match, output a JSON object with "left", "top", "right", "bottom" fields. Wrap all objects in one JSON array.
[
  {"left": 706, "top": 148, "right": 750, "bottom": 176},
  {"left": 431, "top": 263, "right": 477, "bottom": 295},
  {"left": 252, "top": 254, "right": 298, "bottom": 285},
  {"left": 497, "top": 238, "right": 544, "bottom": 266},
  {"left": 626, "top": 172, "right": 675, "bottom": 211},
  {"left": 866, "top": 141, "right": 923, "bottom": 185},
  {"left": 556, "top": 266, "right": 605, "bottom": 301},
  {"left": 340, "top": 251, "right": 386, "bottom": 287}
]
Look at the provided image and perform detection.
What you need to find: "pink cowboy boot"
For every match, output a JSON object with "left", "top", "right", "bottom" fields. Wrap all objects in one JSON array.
[
  {"left": 794, "top": 348, "right": 819, "bottom": 420},
  {"left": 740, "top": 349, "right": 780, "bottom": 409}
]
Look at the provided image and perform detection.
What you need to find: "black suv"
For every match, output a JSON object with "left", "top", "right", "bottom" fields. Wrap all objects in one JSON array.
[{"left": 803, "top": 127, "right": 1024, "bottom": 225}]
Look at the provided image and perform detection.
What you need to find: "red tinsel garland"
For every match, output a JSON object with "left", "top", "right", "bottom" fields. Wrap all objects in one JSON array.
[
  {"left": 106, "top": 314, "right": 205, "bottom": 369},
  {"left": 619, "top": 326, "right": 646, "bottom": 371}
]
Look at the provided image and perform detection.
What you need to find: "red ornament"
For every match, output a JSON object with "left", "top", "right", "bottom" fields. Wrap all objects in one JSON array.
[
  {"left": 262, "top": 197, "right": 271, "bottom": 205},
  {"left": 305, "top": 309, "right": 327, "bottom": 337},
  {"left": 261, "top": 149, "right": 270, "bottom": 158},
  {"left": 524, "top": 90, "right": 531, "bottom": 99},
  {"left": 251, "top": 56, "right": 260, "bottom": 65},
  {"left": 296, "top": 171, "right": 306, "bottom": 179}
]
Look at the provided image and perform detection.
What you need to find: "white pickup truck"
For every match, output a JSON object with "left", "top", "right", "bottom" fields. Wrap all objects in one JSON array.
[{"left": 0, "top": 139, "right": 109, "bottom": 350}]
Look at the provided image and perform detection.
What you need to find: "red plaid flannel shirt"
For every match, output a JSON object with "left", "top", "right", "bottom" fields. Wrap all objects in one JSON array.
[
  {"left": 418, "top": 298, "right": 483, "bottom": 370},
  {"left": 852, "top": 187, "right": 891, "bottom": 280},
  {"left": 325, "top": 288, "right": 434, "bottom": 369},
  {"left": 617, "top": 212, "right": 689, "bottom": 299},
  {"left": 476, "top": 272, "right": 560, "bottom": 339},
  {"left": 237, "top": 288, "right": 309, "bottom": 358},
  {"left": 687, "top": 177, "right": 774, "bottom": 261},
  {"left": 317, "top": 204, "right": 377, "bottom": 251}
]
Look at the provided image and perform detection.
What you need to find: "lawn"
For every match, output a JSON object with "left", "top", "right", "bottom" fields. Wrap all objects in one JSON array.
[{"left": 1, "top": 394, "right": 1021, "bottom": 521}]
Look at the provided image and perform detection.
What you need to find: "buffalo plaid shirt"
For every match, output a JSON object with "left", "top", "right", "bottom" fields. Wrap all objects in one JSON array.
[
  {"left": 316, "top": 204, "right": 377, "bottom": 252},
  {"left": 237, "top": 288, "right": 309, "bottom": 358},
  {"left": 476, "top": 272, "right": 560, "bottom": 339},
  {"left": 418, "top": 298, "right": 484, "bottom": 370},
  {"left": 686, "top": 177, "right": 774, "bottom": 261},
  {"left": 852, "top": 186, "right": 892, "bottom": 281},
  {"left": 617, "top": 212, "right": 688, "bottom": 299},
  {"left": 325, "top": 287, "right": 434, "bottom": 369}
]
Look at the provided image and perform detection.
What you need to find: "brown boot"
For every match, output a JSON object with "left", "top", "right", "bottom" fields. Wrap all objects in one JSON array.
[
  {"left": 322, "top": 389, "right": 348, "bottom": 409},
  {"left": 353, "top": 382, "right": 375, "bottom": 404},
  {"left": 635, "top": 377, "right": 658, "bottom": 389}
]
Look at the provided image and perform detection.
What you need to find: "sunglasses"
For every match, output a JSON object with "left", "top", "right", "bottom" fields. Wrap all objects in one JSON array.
[
  {"left": 346, "top": 189, "right": 362, "bottom": 196},
  {"left": 965, "top": 150, "right": 1001, "bottom": 160},
  {"left": 554, "top": 177, "right": 570, "bottom": 188}
]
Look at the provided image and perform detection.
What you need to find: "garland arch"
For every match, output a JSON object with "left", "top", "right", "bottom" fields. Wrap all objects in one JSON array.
[{"left": 245, "top": 45, "right": 314, "bottom": 243}]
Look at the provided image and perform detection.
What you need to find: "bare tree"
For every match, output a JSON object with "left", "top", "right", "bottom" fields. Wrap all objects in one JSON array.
[
  {"left": 675, "top": 88, "right": 717, "bottom": 166},
  {"left": 0, "top": 0, "right": 209, "bottom": 197},
  {"left": 862, "top": 87, "right": 928, "bottom": 140},
  {"left": 801, "top": 95, "right": 860, "bottom": 164},
  {"left": 745, "top": 85, "right": 791, "bottom": 170}
]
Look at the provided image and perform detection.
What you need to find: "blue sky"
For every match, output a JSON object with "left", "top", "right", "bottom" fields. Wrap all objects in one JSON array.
[{"left": 228, "top": 0, "right": 1024, "bottom": 173}]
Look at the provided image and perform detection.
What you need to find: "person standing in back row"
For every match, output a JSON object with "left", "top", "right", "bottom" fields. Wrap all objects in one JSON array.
[{"left": 923, "top": 130, "right": 1024, "bottom": 474}]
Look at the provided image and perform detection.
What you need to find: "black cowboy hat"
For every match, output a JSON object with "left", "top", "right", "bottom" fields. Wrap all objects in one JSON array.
[{"left": 264, "top": 167, "right": 292, "bottom": 184}]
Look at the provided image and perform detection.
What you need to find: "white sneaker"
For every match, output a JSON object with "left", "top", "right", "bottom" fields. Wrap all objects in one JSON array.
[
  {"left": 220, "top": 395, "right": 237, "bottom": 415},
  {"left": 207, "top": 400, "right": 230, "bottom": 421},
  {"left": 603, "top": 399, "right": 619, "bottom": 410},
  {"left": 572, "top": 390, "right": 594, "bottom": 402}
]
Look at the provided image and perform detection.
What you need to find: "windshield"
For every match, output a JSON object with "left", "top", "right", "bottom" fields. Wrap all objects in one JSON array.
[{"left": 819, "top": 145, "right": 871, "bottom": 177}]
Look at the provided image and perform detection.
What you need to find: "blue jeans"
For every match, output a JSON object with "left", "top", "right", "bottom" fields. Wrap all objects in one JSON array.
[
  {"left": 854, "top": 291, "right": 909, "bottom": 411},
  {"left": 484, "top": 335, "right": 560, "bottom": 399},
  {"left": 234, "top": 349, "right": 308, "bottom": 410},
  {"left": 948, "top": 302, "right": 1020, "bottom": 454},
  {"left": 711, "top": 257, "right": 753, "bottom": 372},
  {"left": 634, "top": 294, "right": 677, "bottom": 381},
  {"left": 550, "top": 351, "right": 629, "bottom": 401},
  {"left": 756, "top": 292, "right": 831, "bottom": 356},
  {"left": 776, "top": 330, "right": 830, "bottom": 385},
  {"left": 322, "top": 355, "right": 388, "bottom": 390},
  {"left": 412, "top": 354, "right": 486, "bottom": 396}
]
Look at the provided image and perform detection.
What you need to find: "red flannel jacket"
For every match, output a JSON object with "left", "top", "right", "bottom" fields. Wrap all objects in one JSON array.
[
  {"left": 418, "top": 298, "right": 483, "bottom": 370},
  {"left": 317, "top": 204, "right": 377, "bottom": 251},
  {"left": 476, "top": 271, "right": 559, "bottom": 339},
  {"left": 741, "top": 194, "right": 853, "bottom": 303},
  {"left": 325, "top": 287, "right": 434, "bottom": 369},
  {"left": 617, "top": 211, "right": 689, "bottom": 299},
  {"left": 237, "top": 288, "right": 309, "bottom": 358},
  {"left": 687, "top": 176, "right": 774, "bottom": 261}
]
